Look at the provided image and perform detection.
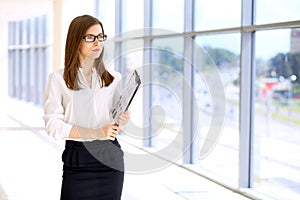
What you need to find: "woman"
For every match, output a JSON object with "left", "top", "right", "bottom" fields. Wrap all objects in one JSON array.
[{"left": 44, "top": 15, "right": 130, "bottom": 200}]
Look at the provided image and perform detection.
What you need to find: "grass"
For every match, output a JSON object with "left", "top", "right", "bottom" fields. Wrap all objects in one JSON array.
[{"left": 255, "top": 100, "right": 300, "bottom": 126}]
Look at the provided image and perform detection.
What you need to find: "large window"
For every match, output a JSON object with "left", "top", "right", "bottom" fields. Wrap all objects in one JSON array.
[
  {"left": 152, "top": 0, "right": 184, "bottom": 33},
  {"left": 94, "top": 0, "right": 300, "bottom": 199},
  {"left": 97, "top": 0, "right": 115, "bottom": 38},
  {"left": 193, "top": 33, "right": 241, "bottom": 186},
  {"left": 256, "top": 0, "right": 300, "bottom": 25},
  {"left": 151, "top": 37, "right": 184, "bottom": 154},
  {"left": 8, "top": 15, "right": 51, "bottom": 106},
  {"left": 194, "top": 0, "right": 241, "bottom": 31},
  {"left": 121, "top": 0, "right": 144, "bottom": 32},
  {"left": 254, "top": 29, "right": 300, "bottom": 200}
]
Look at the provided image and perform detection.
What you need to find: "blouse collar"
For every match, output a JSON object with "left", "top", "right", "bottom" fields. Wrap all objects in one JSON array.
[{"left": 78, "top": 67, "right": 99, "bottom": 89}]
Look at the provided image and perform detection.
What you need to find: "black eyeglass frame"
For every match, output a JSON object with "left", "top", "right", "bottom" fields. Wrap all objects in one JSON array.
[{"left": 82, "top": 34, "right": 107, "bottom": 43}]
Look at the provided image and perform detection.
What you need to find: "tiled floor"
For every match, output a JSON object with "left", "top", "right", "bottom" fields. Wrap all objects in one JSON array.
[{"left": 0, "top": 98, "right": 253, "bottom": 200}]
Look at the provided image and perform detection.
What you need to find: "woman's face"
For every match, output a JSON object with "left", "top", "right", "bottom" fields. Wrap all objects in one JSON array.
[{"left": 79, "top": 24, "right": 104, "bottom": 62}]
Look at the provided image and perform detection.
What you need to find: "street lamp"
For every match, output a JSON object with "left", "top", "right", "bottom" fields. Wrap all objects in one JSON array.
[
  {"left": 278, "top": 75, "right": 297, "bottom": 103},
  {"left": 290, "top": 74, "right": 297, "bottom": 81},
  {"left": 279, "top": 75, "right": 297, "bottom": 121},
  {"left": 287, "top": 75, "right": 297, "bottom": 105}
]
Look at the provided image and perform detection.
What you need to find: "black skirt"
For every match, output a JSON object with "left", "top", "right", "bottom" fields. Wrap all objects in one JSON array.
[{"left": 60, "top": 139, "right": 124, "bottom": 200}]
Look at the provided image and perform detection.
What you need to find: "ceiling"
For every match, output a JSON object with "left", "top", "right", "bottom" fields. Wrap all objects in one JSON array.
[{"left": 0, "top": 0, "right": 52, "bottom": 21}]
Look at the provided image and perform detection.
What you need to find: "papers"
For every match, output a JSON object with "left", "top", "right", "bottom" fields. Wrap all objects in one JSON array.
[{"left": 112, "top": 70, "right": 141, "bottom": 122}]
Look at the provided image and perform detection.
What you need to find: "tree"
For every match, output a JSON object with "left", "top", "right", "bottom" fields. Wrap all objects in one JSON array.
[
  {"left": 203, "top": 46, "right": 238, "bottom": 68},
  {"left": 270, "top": 52, "right": 300, "bottom": 83}
]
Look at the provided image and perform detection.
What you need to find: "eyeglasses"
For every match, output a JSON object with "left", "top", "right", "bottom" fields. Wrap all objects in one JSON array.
[{"left": 82, "top": 34, "right": 107, "bottom": 43}]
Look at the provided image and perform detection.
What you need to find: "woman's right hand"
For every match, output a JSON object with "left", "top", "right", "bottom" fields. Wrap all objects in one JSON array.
[{"left": 98, "top": 124, "right": 121, "bottom": 140}]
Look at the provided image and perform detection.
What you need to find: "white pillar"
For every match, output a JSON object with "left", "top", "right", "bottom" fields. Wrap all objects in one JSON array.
[{"left": 52, "top": 0, "right": 64, "bottom": 72}]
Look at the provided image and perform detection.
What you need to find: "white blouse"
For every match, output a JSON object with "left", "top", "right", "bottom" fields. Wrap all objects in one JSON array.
[{"left": 43, "top": 67, "right": 122, "bottom": 141}]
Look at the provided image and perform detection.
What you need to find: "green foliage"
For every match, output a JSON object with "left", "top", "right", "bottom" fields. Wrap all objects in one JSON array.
[
  {"left": 203, "top": 46, "right": 239, "bottom": 68},
  {"left": 270, "top": 52, "right": 300, "bottom": 83}
]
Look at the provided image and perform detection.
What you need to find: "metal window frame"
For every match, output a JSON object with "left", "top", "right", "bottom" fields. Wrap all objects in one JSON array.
[
  {"left": 93, "top": 0, "right": 300, "bottom": 196},
  {"left": 142, "top": 0, "right": 153, "bottom": 147},
  {"left": 239, "top": 0, "right": 255, "bottom": 188},
  {"left": 182, "top": 0, "right": 194, "bottom": 164}
]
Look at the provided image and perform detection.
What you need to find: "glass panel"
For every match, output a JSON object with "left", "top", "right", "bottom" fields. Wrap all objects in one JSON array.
[
  {"left": 254, "top": 29, "right": 300, "bottom": 199},
  {"left": 97, "top": 0, "right": 115, "bottom": 38},
  {"left": 117, "top": 39, "right": 144, "bottom": 147},
  {"left": 8, "top": 22, "right": 15, "bottom": 45},
  {"left": 21, "top": 20, "right": 28, "bottom": 45},
  {"left": 45, "top": 14, "right": 53, "bottom": 44},
  {"left": 152, "top": 0, "right": 184, "bottom": 33},
  {"left": 29, "top": 18, "right": 35, "bottom": 45},
  {"left": 36, "top": 16, "right": 43, "bottom": 45},
  {"left": 20, "top": 49, "right": 27, "bottom": 100},
  {"left": 151, "top": 37, "right": 184, "bottom": 154},
  {"left": 120, "top": 39, "right": 144, "bottom": 73},
  {"left": 194, "top": 0, "right": 241, "bottom": 31},
  {"left": 256, "top": 0, "right": 300, "bottom": 25},
  {"left": 34, "top": 17, "right": 39, "bottom": 44},
  {"left": 122, "top": 0, "right": 144, "bottom": 32},
  {"left": 192, "top": 33, "right": 241, "bottom": 186},
  {"left": 15, "top": 22, "right": 20, "bottom": 46},
  {"left": 8, "top": 22, "right": 16, "bottom": 97},
  {"left": 21, "top": 20, "right": 28, "bottom": 100},
  {"left": 15, "top": 50, "right": 20, "bottom": 99}
]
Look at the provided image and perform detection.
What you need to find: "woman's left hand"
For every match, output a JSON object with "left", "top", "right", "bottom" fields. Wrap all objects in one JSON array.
[{"left": 117, "top": 110, "right": 131, "bottom": 127}]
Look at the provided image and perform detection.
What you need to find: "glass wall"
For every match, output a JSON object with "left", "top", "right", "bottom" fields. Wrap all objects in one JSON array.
[
  {"left": 151, "top": 37, "right": 184, "bottom": 153},
  {"left": 121, "top": 0, "right": 144, "bottom": 32},
  {"left": 254, "top": 29, "right": 300, "bottom": 200},
  {"left": 194, "top": 0, "right": 241, "bottom": 31},
  {"left": 152, "top": 0, "right": 184, "bottom": 33},
  {"left": 97, "top": 0, "right": 115, "bottom": 38},
  {"left": 120, "top": 39, "right": 144, "bottom": 147},
  {"left": 94, "top": 0, "right": 300, "bottom": 198},
  {"left": 8, "top": 15, "right": 51, "bottom": 106},
  {"left": 256, "top": 0, "right": 300, "bottom": 25},
  {"left": 193, "top": 33, "right": 241, "bottom": 186}
]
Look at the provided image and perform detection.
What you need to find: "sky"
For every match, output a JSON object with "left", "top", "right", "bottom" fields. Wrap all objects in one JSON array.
[{"left": 98, "top": 0, "right": 300, "bottom": 60}]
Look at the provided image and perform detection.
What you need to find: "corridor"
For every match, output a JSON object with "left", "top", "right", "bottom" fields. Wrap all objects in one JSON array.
[{"left": 0, "top": 97, "right": 253, "bottom": 200}]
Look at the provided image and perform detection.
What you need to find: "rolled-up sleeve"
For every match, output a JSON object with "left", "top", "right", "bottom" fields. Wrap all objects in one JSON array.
[{"left": 43, "top": 72, "right": 72, "bottom": 140}]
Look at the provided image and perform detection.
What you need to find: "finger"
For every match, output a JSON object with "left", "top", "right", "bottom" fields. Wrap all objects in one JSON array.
[
  {"left": 119, "top": 113, "right": 129, "bottom": 121},
  {"left": 113, "top": 125, "right": 122, "bottom": 132},
  {"left": 119, "top": 117, "right": 129, "bottom": 124},
  {"left": 123, "top": 110, "right": 131, "bottom": 116},
  {"left": 113, "top": 130, "right": 118, "bottom": 135},
  {"left": 112, "top": 125, "right": 121, "bottom": 132},
  {"left": 108, "top": 132, "right": 116, "bottom": 140},
  {"left": 109, "top": 135, "right": 115, "bottom": 141},
  {"left": 111, "top": 128, "right": 119, "bottom": 136},
  {"left": 118, "top": 116, "right": 128, "bottom": 124},
  {"left": 122, "top": 112, "right": 130, "bottom": 119},
  {"left": 111, "top": 126, "right": 118, "bottom": 133}
]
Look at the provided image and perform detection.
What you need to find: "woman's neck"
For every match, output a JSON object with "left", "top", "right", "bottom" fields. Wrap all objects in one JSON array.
[
  {"left": 80, "top": 58, "right": 94, "bottom": 75},
  {"left": 80, "top": 58, "right": 94, "bottom": 88}
]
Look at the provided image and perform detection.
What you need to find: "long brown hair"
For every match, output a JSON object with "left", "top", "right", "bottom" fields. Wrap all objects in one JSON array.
[{"left": 63, "top": 15, "right": 114, "bottom": 90}]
